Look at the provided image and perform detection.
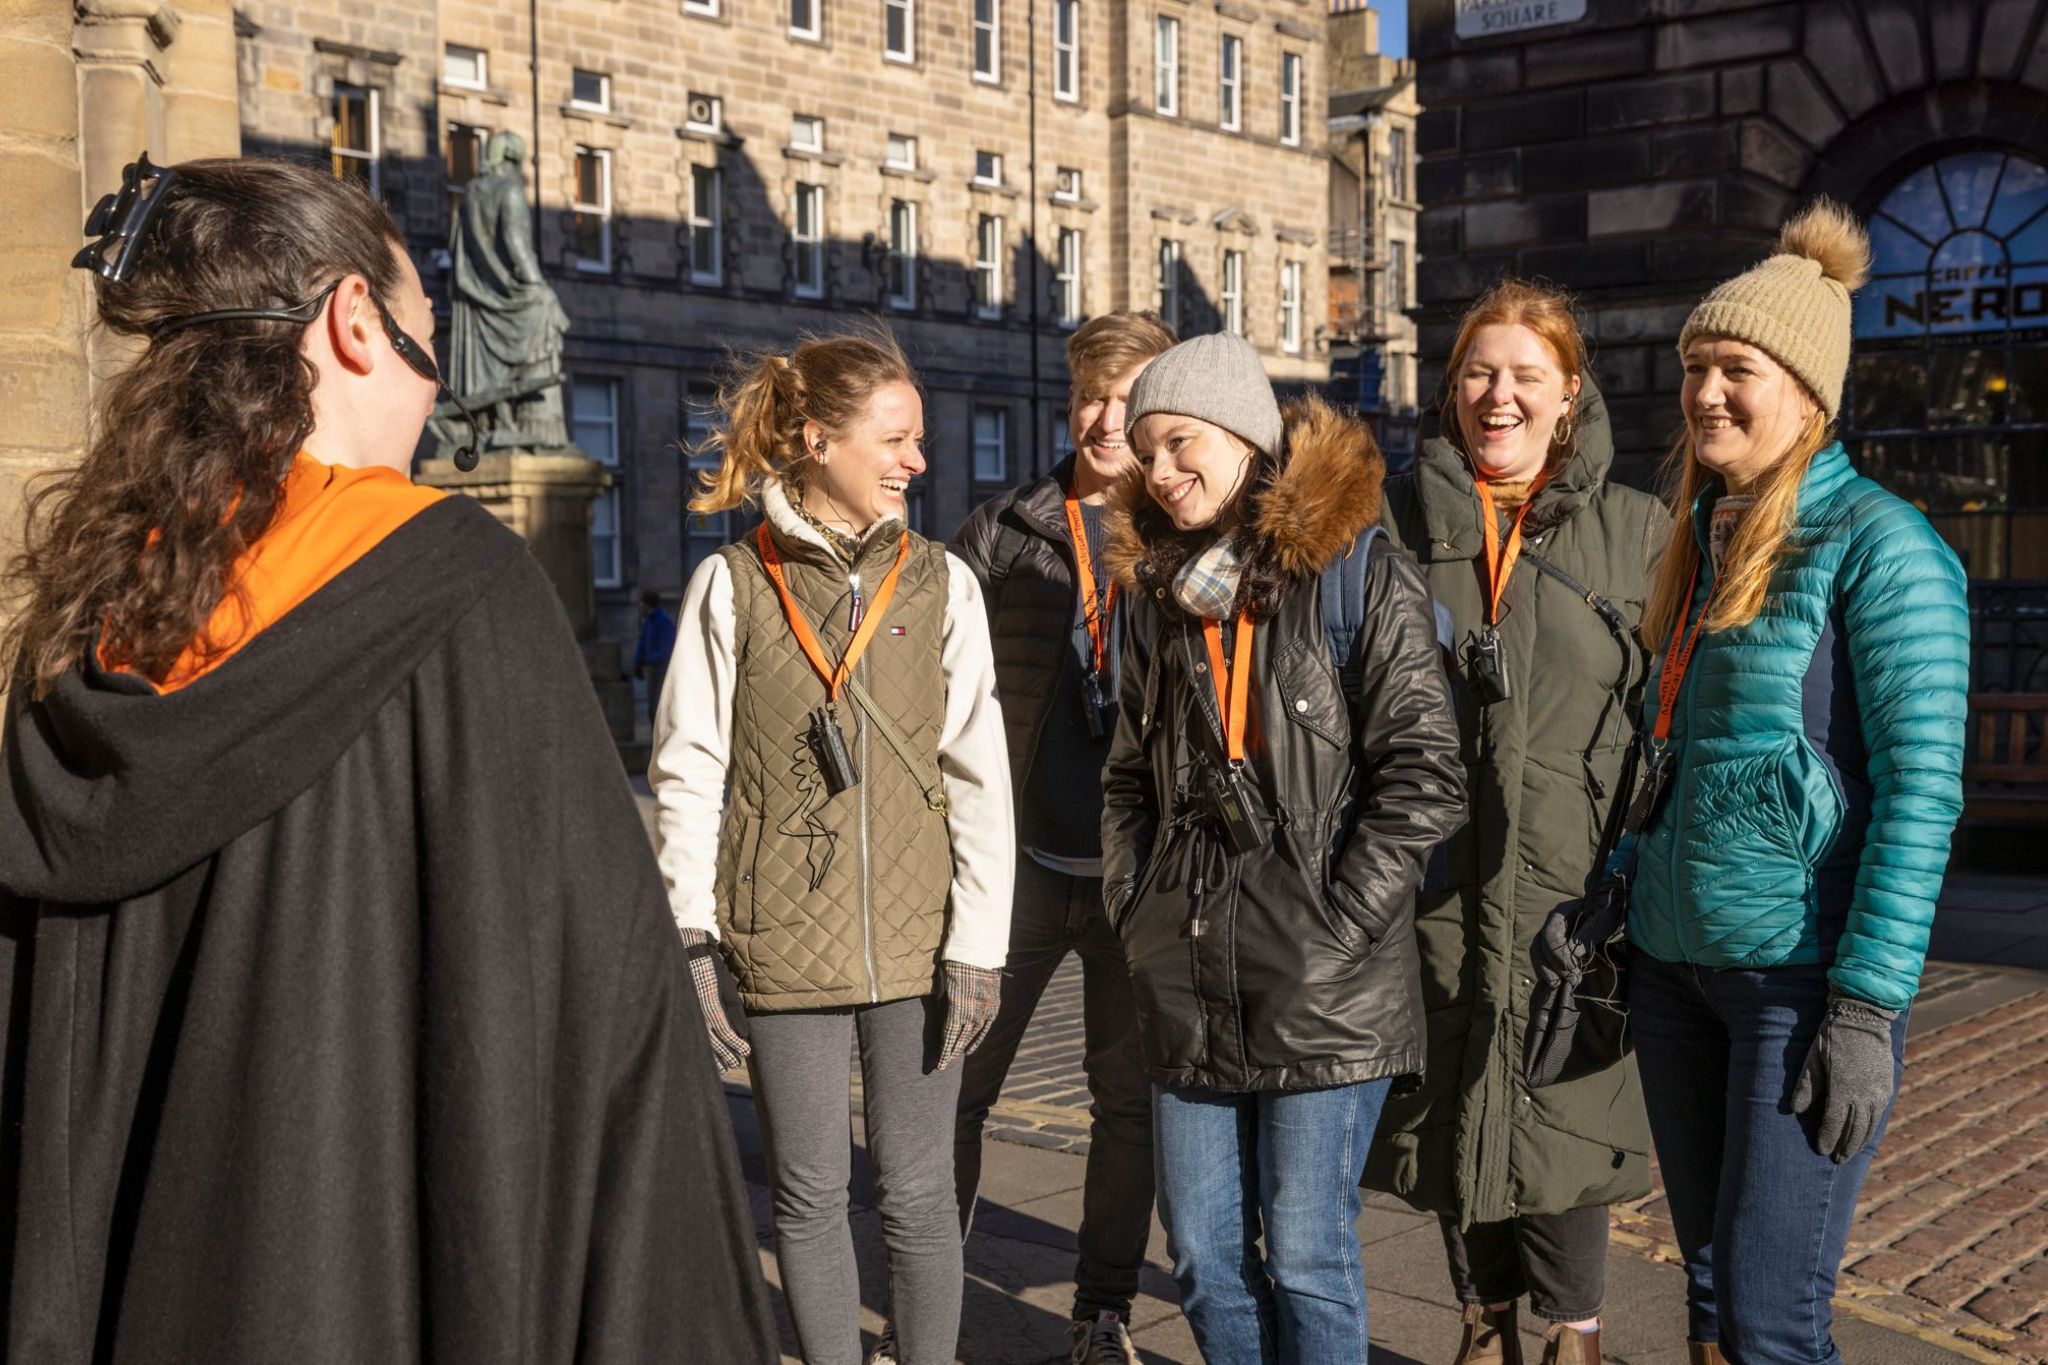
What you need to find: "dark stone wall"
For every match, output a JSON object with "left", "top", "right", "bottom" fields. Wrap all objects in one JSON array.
[{"left": 1409, "top": 0, "right": 2048, "bottom": 488}]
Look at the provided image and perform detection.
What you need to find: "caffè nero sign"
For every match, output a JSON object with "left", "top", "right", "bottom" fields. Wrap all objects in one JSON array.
[
  {"left": 1856, "top": 151, "right": 2048, "bottom": 342},
  {"left": 1455, "top": 0, "right": 1587, "bottom": 39}
]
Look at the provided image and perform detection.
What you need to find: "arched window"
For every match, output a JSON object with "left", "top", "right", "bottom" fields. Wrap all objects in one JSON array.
[{"left": 1849, "top": 149, "right": 2048, "bottom": 582}]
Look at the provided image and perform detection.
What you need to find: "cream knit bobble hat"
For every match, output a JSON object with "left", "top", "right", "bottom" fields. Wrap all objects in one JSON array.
[{"left": 1676, "top": 197, "right": 1872, "bottom": 419}]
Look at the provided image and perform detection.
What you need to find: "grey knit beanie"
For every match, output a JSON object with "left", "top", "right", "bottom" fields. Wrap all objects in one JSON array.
[{"left": 1124, "top": 331, "right": 1284, "bottom": 457}]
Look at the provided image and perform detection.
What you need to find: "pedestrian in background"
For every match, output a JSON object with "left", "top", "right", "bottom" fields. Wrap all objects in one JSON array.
[
  {"left": 0, "top": 154, "right": 773, "bottom": 1362},
  {"left": 1101, "top": 332, "right": 1466, "bottom": 1363},
  {"left": 634, "top": 586, "right": 676, "bottom": 730},
  {"left": 949, "top": 311, "right": 1177, "bottom": 1365},
  {"left": 1364, "top": 281, "right": 1663, "bottom": 1365},
  {"left": 651, "top": 328, "right": 1013, "bottom": 1365},
  {"left": 1620, "top": 199, "right": 1968, "bottom": 1364}
]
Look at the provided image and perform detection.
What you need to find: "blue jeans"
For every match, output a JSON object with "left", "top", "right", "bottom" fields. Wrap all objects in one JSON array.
[
  {"left": 1629, "top": 949, "right": 1907, "bottom": 1363},
  {"left": 1154, "top": 1079, "right": 1392, "bottom": 1364}
]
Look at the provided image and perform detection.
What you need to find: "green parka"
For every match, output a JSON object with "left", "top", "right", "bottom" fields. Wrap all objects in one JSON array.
[{"left": 1362, "top": 384, "right": 1663, "bottom": 1226}]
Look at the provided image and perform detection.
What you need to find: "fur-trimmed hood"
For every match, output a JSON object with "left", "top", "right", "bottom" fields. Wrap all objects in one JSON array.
[{"left": 1103, "top": 393, "right": 1385, "bottom": 621}]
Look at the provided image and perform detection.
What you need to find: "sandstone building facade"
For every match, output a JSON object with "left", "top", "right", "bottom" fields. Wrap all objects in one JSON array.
[
  {"left": 1327, "top": 0, "right": 1420, "bottom": 466},
  {"left": 226, "top": 0, "right": 1330, "bottom": 653},
  {"left": 1410, "top": 0, "right": 2048, "bottom": 690}
]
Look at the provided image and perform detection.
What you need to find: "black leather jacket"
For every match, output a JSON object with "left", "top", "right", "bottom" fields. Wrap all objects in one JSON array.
[
  {"left": 1099, "top": 399, "right": 1467, "bottom": 1092},
  {"left": 949, "top": 456, "right": 1094, "bottom": 796}
]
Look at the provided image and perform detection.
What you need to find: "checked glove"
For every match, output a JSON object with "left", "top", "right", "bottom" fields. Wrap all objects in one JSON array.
[
  {"left": 1793, "top": 991, "right": 1899, "bottom": 1164},
  {"left": 937, "top": 962, "right": 1002, "bottom": 1072},
  {"left": 677, "top": 927, "right": 750, "bottom": 1072}
]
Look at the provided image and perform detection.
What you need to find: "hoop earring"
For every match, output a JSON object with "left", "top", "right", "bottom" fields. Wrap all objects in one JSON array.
[{"left": 1554, "top": 411, "right": 1576, "bottom": 449}]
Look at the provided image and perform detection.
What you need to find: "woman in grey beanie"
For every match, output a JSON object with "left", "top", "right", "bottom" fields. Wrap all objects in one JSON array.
[{"left": 1099, "top": 332, "right": 1467, "bottom": 1362}]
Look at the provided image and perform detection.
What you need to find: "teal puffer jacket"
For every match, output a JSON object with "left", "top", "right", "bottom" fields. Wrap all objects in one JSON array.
[{"left": 1625, "top": 442, "right": 1968, "bottom": 1011}]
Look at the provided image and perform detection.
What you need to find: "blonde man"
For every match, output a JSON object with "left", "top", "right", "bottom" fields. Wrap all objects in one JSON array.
[{"left": 949, "top": 312, "right": 1176, "bottom": 1365}]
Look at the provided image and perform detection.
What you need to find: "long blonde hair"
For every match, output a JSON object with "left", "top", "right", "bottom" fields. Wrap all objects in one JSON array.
[
  {"left": 688, "top": 325, "right": 916, "bottom": 514},
  {"left": 1640, "top": 407, "right": 1833, "bottom": 648}
]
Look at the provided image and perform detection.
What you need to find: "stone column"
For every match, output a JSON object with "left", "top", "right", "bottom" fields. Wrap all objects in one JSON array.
[
  {"left": 416, "top": 450, "right": 639, "bottom": 748},
  {"left": 0, "top": 0, "right": 238, "bottom": 603}
]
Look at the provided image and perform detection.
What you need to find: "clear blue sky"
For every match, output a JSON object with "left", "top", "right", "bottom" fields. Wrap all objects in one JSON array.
[{"left": 1376, "top": 0, "right": 1409, "bottom": 58}]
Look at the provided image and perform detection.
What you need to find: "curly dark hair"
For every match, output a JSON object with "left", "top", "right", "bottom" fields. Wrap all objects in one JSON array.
[{"left": 5, "top": 156, "right": 409, "bottom": 696}]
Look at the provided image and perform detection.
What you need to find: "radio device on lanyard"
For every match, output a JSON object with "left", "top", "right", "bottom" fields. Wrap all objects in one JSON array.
[
  {"left": 1198, "top": 612, "right": 1264, "bottom": 859},
  {"left": 1623, "top": 561, "right": 1708, "bottom": 835},
  {"left": 756, "top": 523, "right": 910, "bottom": 795},
  {"left": 1470, "top": 477, "right": 1547, "bottom": 706},
  {"left": 1065, "top": 486, "right": 1121, "bottom": 739}
]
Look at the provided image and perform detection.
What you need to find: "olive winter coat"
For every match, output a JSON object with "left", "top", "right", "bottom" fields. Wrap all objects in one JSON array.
[{"left": 1363, "top": 384, "right": 1664, "bottom": 1225}]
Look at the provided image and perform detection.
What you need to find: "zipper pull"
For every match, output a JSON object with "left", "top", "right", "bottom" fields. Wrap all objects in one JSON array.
[{"left": 847, "top": 572, "right": 865, "bottom": 631}]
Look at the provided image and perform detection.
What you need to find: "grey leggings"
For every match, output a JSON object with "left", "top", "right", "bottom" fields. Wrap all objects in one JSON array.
[{"left": 748, "top": 995, "right": 964, "bottom": 1365}]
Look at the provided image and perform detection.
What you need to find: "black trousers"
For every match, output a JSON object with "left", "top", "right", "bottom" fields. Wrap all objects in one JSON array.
[
  {"left": 953, "top": 856, "right": 1155, "bottom": 1319},
  {"left": 1440, "top": 1204, "right": 1609, "bottom": 1323}
]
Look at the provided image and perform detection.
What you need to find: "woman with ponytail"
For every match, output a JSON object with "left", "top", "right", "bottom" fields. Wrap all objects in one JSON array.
[
  {"left": 651, "top": 328, "right": 1012, "bottom": 1365},
  {"left": 0, "top": 155, "right": 772, "bottom": 1362},
  {"left": 1618, "top": 200, "right": 1968, "bottom": 1364}
]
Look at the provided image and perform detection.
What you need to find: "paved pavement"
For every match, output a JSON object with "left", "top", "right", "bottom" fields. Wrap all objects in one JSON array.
[{"left": 636, "top": 767, "right": 2048, "bottom": 1362}]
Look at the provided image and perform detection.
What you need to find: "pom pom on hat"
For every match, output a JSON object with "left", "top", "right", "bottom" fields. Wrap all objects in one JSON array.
[{"left": 1677, "top": 197, "right": 1870, "bottom": 419}]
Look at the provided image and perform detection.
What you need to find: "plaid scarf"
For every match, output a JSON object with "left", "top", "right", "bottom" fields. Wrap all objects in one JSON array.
[{"left": 1171, "top": 534, "right": 1244, "bottom": 619}]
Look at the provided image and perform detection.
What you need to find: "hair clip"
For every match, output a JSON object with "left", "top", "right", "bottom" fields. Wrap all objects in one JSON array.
[{"left": 73, "top": 152, "right": 180, "bottom": 283}]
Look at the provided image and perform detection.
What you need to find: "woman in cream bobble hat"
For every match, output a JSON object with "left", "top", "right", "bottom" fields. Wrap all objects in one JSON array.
[{"left": 1607, "top": 199, "right": 1970, "bottom": 1363}]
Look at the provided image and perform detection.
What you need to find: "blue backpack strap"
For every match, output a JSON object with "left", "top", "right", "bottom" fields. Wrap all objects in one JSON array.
[
  {"left": 1321, "top": 525, "right": 1384, "bottom": 702},
  {"left": 1321, "top": 525, "right": 1456, "bottom": 704}
]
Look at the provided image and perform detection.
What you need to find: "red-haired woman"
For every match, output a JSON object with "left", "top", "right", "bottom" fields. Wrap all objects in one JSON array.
[{"left": 1364, "top": 280, "right": 1665, "bottom": 1365}]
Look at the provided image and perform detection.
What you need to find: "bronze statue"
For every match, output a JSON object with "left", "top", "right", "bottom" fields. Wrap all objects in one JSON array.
[{"left": 446, "top": 131, "right": 569, "bottom": 452}]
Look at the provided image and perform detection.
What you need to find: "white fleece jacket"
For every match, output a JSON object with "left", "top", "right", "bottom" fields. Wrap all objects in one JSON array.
[{"left": 649, "top": 483, "right": 1014, "bottom": 972}]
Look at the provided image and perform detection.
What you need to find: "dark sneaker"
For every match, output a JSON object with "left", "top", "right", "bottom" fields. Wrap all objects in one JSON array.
[{"left": 1070, "top": 1311, "right": 1139, "bottom": 1365}]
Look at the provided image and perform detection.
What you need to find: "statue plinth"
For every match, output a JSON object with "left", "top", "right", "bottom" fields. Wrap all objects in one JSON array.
[{"left": 417, "top": 448, "right": 637, "bottom": 748}]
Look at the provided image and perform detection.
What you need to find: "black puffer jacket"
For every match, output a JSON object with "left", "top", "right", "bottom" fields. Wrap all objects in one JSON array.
[
  {"left": 949, "top": 455, "right": 1095, "bottom": 797},
  {"left": 1099, "top": 398, "right": 1467, "bottom": 1092}
]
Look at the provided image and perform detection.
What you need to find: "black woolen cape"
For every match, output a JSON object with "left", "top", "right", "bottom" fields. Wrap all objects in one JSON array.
[{"left": 0, "top": 496, "right": 774, "bottom": 1364}]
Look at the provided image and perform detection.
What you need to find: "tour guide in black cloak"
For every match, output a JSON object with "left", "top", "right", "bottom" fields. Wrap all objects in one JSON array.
[{"left": 0, "top": 493, "right": 776, "bottom": 1362}]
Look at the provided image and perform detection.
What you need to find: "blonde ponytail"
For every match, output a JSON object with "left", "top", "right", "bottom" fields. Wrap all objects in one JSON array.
[{"left": 688, "top": 327, "right": 917, "bottom": 516}]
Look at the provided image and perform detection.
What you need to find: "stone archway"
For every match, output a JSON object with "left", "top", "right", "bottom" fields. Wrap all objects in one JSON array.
[{"left": 1801, "top": 76, "right": 2048, "bottom": 689}]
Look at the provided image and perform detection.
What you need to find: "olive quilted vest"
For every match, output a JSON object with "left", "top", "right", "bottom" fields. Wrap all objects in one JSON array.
[{"left": 714, "top": 524, "right": 954, "bottom": 1011}]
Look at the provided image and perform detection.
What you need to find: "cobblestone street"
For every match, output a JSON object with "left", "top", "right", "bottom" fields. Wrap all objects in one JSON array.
[{"left": 982, "top": 883, "right": 2048, "bottom": 1362}]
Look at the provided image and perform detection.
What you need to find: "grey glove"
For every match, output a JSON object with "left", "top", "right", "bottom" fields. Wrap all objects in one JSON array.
[
  {"left": 1792, "top": 991, "right": 1898, "bottom": 1163},
  {"left": 937, "top": 962, "right": 1002, "bottom": 1072},
  {"left": 678, "top": 927, "right": 750, "bottom": 1072}
]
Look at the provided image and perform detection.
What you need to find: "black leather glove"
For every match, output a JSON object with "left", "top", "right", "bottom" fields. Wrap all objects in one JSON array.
[
  {"left": 678, "top": 927, "right": 750, "bottom": 1072},
  {"left": 937, "top": 962, "right": 1001, "bottom": 1071},
  {"left": 1532, "top": 905, "right": 1583, "bottom": 990},
  {"left": 1530, "top": 880, "right": 1628, "bottom": 989},
  {"left": 1792, "top": 991, "right": 1899, "bottom": 1163}
]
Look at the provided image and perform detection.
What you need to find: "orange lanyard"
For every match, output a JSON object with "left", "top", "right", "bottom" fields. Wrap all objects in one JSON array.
[
  {"left": 756, "top": 523, "right": 910, "bottom": 703},
  {"left": 1652, "top": 562, "right": 1708, "bottom": 743},
  {"left": 1475, "top": 478, "right": 1545, "bottom": 625},
  {"left": 1064, "top": 487, "right": 1119, "bottom": 675},
  {"left": 1200, "top": 612, "right": 1256, "bottom": 764}
]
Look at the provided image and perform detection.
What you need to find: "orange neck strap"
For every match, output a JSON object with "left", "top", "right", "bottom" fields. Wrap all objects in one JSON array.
[
  {"left": 757, "top": 523, "right": 910, "bottom": 702},
  {"left": 1476, "top": 474, "right": 1547, "bottom": 626},
  {"left": 1653, "top": 562, "right": 1707, "bottom": 743},
  {"left": 1200, "top": 612, "right": 1256, "bottom": 764},
  {"left": 1064, "top": 487, "right": 1119, "bottom": 674}
]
